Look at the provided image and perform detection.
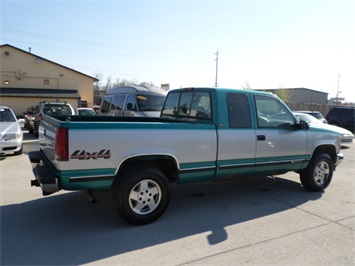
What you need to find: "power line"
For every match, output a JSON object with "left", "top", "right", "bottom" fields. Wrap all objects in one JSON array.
[{"left": 1, "top": 27, "right": 209, "bottom": 54}]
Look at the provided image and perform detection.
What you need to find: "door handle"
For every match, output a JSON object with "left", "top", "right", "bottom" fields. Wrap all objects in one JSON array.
[{"left": 257, "top": 135, "right": 265, "bottom": 141}]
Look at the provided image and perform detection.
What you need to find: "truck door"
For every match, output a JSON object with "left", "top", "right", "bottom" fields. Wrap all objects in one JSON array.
[
  {"left": 216, "top": 92, "right": 257, "bottom": 179},
  {"left": 254, "top": 94, "right": 308, "bottom": 174}
]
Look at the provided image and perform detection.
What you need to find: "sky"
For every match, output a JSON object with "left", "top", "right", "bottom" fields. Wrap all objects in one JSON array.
[{"left": 1, "top": 0, "right": 355, "bottom": 102}]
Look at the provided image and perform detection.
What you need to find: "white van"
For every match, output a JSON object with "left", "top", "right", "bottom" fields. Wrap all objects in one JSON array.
[{"left": 99, "top": 85, "right": 167, "bottom": 117}]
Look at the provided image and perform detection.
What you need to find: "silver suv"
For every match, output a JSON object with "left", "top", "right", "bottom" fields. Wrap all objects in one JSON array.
[{"left": 32, "top": 101, "right": 75, "bottom": 137}]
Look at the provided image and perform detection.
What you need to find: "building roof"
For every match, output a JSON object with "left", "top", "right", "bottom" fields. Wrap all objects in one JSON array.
[
  {"left": 0, "top": 88, "right": 81, "bottom": 99},
  {"left": 0, "top": 44, "right": 99, "bottom": 82},
  {"left": 257, "top": 87, "right": 328, "bottom": 95}
]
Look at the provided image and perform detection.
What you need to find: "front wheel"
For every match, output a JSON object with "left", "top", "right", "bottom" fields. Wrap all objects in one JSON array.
[
  {"left": 112, "top": 167, "right": 171, "bottom": 225},
  {"left": 300, "top": 153, "right": 333, "bottom": 191}
]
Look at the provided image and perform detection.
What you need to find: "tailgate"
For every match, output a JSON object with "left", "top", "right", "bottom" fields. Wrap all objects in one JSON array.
[{"left": 38, "top": 114, "right": 63, "bottom": 163}]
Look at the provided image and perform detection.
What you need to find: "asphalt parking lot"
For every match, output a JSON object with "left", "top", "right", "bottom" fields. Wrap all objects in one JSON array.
[{"left": 1, "top": 132, "right": 354, "bottom": 265}]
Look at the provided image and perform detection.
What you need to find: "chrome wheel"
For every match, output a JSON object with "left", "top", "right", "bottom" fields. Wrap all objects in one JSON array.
[
  {"left": 300, "top": 153, "right": 333, "bottom": 192},
  {"left": 313, "top": 161, "right": 330, "bottom": 185},
  {"left": 129, "top": 179, "right": 162, "bottom": 215}
]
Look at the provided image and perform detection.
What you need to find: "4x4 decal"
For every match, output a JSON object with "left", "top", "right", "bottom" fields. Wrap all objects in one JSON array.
[{"left": 71, "top": 149, "right": 111, "bottom": 160}]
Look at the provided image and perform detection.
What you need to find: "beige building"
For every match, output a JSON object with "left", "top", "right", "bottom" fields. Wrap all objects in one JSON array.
[{"left": 0, "top": 44, "right": 98, "bottom": 116}]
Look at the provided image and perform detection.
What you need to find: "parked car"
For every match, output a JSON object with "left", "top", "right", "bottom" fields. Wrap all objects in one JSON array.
[
  {"left": 294, "top": 112, "right": 354, "bottom": 144},
  {"left": 0, "top": 105, "right": 23, "bottom": 155},
  {"left": 23, "top": 106, "right": 35, "bottom": 132},
  {"left": 326, "top": 106, "right": 355, "bottom": 133},
  {"left": 32, "top": 101, "right": 75, "bottom": 137},
  {"left": 100, "top": 85, "right": 167, "bottom": 117},
  {"left": 75, "top": 108, "right": 95, "bottom": 116},
  {"left": 297, "top": 111, "right": 327, "bottom": 124}
]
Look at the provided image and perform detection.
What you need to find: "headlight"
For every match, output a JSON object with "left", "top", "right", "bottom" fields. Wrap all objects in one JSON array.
[{"left": 1, "top": 133, "right": 22, "bottom": 140}]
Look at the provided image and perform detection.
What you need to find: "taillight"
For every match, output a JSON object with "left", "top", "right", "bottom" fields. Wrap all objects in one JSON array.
[
  {"left": 55, "top": 127, "right": 69, "bottom": 161},
  {"left": 38, "top": 113, "right": 43, "bottom": 121}
]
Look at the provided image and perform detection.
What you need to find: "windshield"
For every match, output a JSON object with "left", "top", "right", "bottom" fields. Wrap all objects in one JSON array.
[
  {"left": 136, "top": 94, "right": 166, "bottom": 112},
  {"left": 78, "top": 109, "right": 94, "bottom": 115},
  {"left": 0, "top": 108, "right": 16, "bottom": 122}
]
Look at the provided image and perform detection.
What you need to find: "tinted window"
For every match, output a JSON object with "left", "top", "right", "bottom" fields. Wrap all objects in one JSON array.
[
  {"left": 101, "top": 95, "right": 112, "bottom": 114},
  {"left": 162, "top": 92, "right": 180, "bottom": 116},
  {"left": 227, "top": 93, "right": 251, "bottom": 128},
  {"left": 178, "top": 92, "right": 193, "bottom": 116},
  {"left": 44, "top": 104, "right": 73, "bottom": 115},
  {"left": 342, "top": 109, "right": 355, "bottom": 119},
  {"left": 125, "top": 95, "right": 137, "bottom": 111},
  {"left": 136, "top": 94, "right": 166, "bottom": 112},
  {"left": 113, "top": 95, "right": 126, "bottom": 112}
]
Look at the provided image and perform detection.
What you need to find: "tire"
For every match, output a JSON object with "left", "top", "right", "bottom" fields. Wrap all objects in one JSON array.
[
  {"left": 300, "top": 153, "right": 333, "bottom": 191},
  {"left": 112, "top": 167, "right": 171, "bottom": 225}
]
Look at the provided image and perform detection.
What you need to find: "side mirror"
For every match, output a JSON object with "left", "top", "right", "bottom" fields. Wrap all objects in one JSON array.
[{"left": 299, "top": 120, "right": 309, "bottom": 130}]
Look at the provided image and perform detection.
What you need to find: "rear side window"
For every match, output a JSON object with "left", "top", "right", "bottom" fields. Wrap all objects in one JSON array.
[
  {"left": 227, "top": 93, "right": 251, "bottom": 128},
  {"left": 113, "top": 95, "right": 126, "bottom": 112},
  {"left": 101, "top": 96, "right": 112, "bottom": 114},
  {"left": 342, "top": 109, "right": 355, "bottom": 119},
  {"left": 162, "top": 92, "right": 180, "bottom": 116},
  {"left": 125, "top": 95, "right": 138, "bottom": 111}
]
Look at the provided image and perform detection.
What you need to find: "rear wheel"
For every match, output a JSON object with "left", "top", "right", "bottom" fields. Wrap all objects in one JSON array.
[
  {"left": 112, "top": 167, "right": 170, "bottom": 225},
  {"left": 300, "top": 153, "right": 333, "bottom": 191}
]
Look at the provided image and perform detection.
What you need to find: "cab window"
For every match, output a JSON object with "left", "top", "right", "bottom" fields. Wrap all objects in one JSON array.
[
  {"left": 161, "top": 90, "right": 211, "bottom": 120},
  {"left": 255, "top": 95, "right": 295, "bottom": 128}
]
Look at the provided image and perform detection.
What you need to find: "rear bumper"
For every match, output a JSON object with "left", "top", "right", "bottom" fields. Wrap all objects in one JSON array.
[{"left": 29, "top": 151, "right": 60, "bottom": 195}]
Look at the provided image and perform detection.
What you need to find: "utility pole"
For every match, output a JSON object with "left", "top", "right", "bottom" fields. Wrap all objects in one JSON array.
[
  {"left": 336, "top": 75, "right": 342, "bottom": 106},
  {"left": 336, "top": 75, "right": 341, "bottom": 98},
  {"left": 214, "top": 50, "right": 219, "bottom": 87}
]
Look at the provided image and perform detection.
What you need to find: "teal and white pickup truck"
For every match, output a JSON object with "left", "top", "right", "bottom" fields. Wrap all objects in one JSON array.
[{"left": 29, "top": 87, "right": 343, "bottom": 225}]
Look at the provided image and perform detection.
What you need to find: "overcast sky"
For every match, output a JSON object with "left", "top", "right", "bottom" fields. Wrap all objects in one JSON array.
[{"left": 1, "top": 0, "right": 354, "bottom": 102}]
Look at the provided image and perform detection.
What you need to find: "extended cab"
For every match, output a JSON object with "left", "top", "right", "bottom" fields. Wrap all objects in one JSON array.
[{"left": 29, "top": 87, "right": 343, "bottom": 225}]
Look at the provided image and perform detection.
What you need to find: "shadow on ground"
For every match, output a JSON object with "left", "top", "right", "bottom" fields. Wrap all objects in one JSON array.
[{"left": 1, "top": 174, "right": 322, "bottom": 265}]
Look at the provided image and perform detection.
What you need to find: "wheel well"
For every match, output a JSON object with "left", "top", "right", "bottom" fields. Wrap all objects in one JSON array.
[
  {"left": 312, "top": 145, "right": 337, "bottom": 165},
  {"left": 116, "top": 155, "right": 179, "bottom": 184}
]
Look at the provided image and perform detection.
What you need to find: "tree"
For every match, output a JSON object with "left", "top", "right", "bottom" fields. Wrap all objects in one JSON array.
[
  {"left": 92, "top": 72, "right": 157, "bottom": 104},
  {"left": 275, "top": 87, "right": 291, "bottom": 103},
  {"left": 242, "top": 81, "right": 252, "bottom": 90}
]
